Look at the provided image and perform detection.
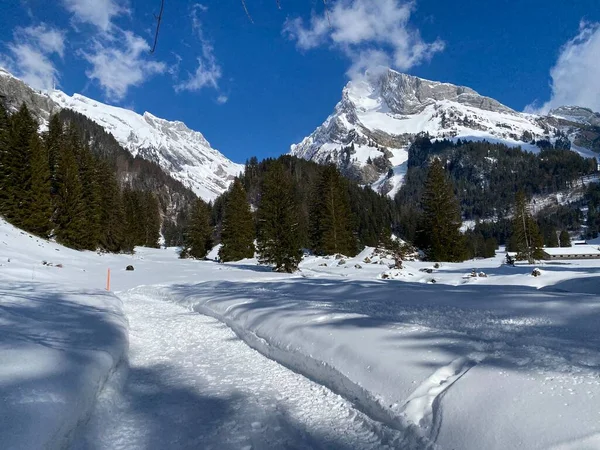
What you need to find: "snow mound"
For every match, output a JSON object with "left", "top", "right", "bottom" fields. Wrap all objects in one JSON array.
[{"left": 156, "top": 276, "right": 600, "bottom": 449}]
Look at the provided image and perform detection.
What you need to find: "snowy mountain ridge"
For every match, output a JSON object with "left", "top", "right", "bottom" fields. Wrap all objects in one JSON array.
[
  {"left": 291, "top": 68, "right": 600, "bottom": 197},
  {"left": 0, "top": 67, "right": 242, "bottom": 201}
]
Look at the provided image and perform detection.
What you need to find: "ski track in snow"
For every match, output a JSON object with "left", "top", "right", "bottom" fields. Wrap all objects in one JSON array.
[
  {"left": 400, "top": 355, "right": 484, "bottom": 440},
  {"left": 71, "top": 289, "right": 416, "bottom": 450}
]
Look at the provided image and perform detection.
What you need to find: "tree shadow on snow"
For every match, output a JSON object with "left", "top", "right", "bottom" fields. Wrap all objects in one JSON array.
[
  {"left": 74, "top": 358, "right": 379, "bottom": 449},
  {"left": 166, "top": 277, "right": 600, "bottom": 376}
]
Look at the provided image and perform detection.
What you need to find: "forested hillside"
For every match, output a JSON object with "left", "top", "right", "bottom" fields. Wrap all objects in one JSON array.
[
  {"left": 394, "top": 136, "right": 599, "bottom": 246},
  {"left": 57, "top": 109, "right": 198, "bottom": 239},
  {"left": 0, "top": 103, "right": 163, "bottom": 252}
]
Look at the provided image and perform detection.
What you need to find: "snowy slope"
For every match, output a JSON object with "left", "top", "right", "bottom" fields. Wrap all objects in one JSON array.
[
  {"left": 49, "top": 91, "right": 243, "bottom": 201},
  {"left": 0, "top": 220, "right": 128, "bottom": 450},
  {"left": 0, "top": 67, "right": 242, "bottom": 201},
  {"left": 291, "top": 69, "right": 599, "bottom": 197}
]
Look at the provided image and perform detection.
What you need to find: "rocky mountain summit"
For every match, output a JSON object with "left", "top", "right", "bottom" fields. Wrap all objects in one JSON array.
[
  {"left": 0, "top": 68, "right": 242, "bottom": 202},
  {"left": 291, "top": 69, "right": 600, "bottom": 197}
]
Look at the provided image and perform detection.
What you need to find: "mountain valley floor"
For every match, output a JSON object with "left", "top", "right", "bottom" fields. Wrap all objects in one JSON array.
[{"left": 1, "top": 217, "right": 600, "bottom": 450}]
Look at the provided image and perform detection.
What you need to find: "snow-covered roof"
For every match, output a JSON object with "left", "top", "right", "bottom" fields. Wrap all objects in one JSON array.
[{"left": 543, "top": 245, "right": 600, "bottom": 256}]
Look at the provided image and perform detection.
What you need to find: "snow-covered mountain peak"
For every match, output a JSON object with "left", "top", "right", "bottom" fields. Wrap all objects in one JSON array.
[
  {"left": 344, "top": 69, "right": 515, "bottom": 116},
  {"left": 0, "top": 67, "right": 241, "bottom": 202},
  {"left": 550, "top": 106, "right": 600, "bottom": 127},
  {"left": 291, "top": 68, "right": 599, "bottom": 198},
  {"left": 48, "top": 89, "right": 242, "bottom": 201}
]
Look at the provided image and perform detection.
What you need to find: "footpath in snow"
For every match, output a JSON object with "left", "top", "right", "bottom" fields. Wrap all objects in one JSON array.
[
  {"left": 155, "top": 274, "right": 600, "bottom": 450},
  {"left": 72, "top": 288, "right": 420, "bottom": 450}
]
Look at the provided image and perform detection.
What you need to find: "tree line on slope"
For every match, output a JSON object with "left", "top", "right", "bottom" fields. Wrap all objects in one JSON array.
[
  {"left": 57, "top": 109, "right": 197, "bottom": 240},
  {"left": 0, "top": 103, "right": 160, "bottom": 251},
  {"left": 395, "top": 136, "right": 598, "bottom": 252},
  {"left": 179, "top": 155, "right": 470, "bottom": 271}
]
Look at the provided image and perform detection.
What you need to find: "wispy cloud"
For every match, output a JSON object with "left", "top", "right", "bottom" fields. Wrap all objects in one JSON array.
[
  {"left": 0, "top": 24, "right": 66, "bottom": 90},
  {"left": 216, "top": 95, "right": 228, "bottom": 104},
  {"left": 283, "top": 0, "right": 444, "bottom": 78},
  {"left": 81, "top": 30, "right": 166, "bottom": 101},
  {"left": 174, "top": 4, "right": 223, "bottom": 93},
  {"left": 526, "top": 21, "right": 600, "bottom": 114},
  {"left": 61, "top": 0, "right": 128, "bottom": 32},
  {"left": 58, "top": 0, "right": 165, "bottom": 101}
]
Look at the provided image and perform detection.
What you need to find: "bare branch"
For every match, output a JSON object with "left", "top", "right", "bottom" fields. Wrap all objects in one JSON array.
[
  {"left": 150, "top": 0, "right": 165, "bottom": 54},
  {"left": 241, "top": 0, "right": 254, "bottom": 23}
]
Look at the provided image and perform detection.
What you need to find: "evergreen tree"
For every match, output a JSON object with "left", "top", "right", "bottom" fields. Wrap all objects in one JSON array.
[
  {"left": 3, "top": 105, "right": 37, "bottom": 226},
  {"left": 0, "top": 103, "right": 11, "bottom": 217},
  {"left": 510, "top": 191, "right": 544, "bottom": 263},
  {"left": 484, "top": 238, "right": 498, "bottom": 258},
  {"left": 97, "top": 161, "right": 126, "bottom": 252},
  {"left": 310, "top": 165, "right": 356, "bottom": 256},
  {"left": 143, "top": 191, "right": 161, "bottom": 248},
  {"left": 78, "top": 145, "right": 102, "bottom": 249},
  {"left": 219, "top": 178, "right": 255, "bottom": 262},
  {"left": 559, "top": 230, "right": 571, "bottom": 247},
  {"left": 45, "top": 114, "right": 63, "bottom": 195},
  {"left": 587, "top": 204, "right": 599, "bottom": 239},
  {"left": 54, "top": 127, "right": 86, "bottom": 248},
  {"left": 420, "top": 158, "right": 466, "bottom": 262},
  {"left": 182, "top": 199, "right": 213, "bottom": 259},
  {"left": 123, "top": 188, "right": 145, "bottom": 250},
  {"left": 24, "top": 133, "right": 53, "bottom": 237},
  {"left": 544, "top": 227, "right": 559, "bottom": 248},
  {"left": 256, "top": 161, "right": 302, "bottom": 272}
]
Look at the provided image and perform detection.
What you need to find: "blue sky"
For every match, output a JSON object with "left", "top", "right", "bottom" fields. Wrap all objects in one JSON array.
[{"left": 1, "top": 0, "right": 599, "bottom": 163}]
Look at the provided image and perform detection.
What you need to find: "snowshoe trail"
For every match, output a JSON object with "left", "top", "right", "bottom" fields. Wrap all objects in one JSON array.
[{"left": 72, "top": 289, "right": 414, "bottom": 449}]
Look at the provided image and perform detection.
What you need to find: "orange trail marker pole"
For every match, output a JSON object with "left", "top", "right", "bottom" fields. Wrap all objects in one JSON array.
[{"left": 106, "top": 268, "right": 111, "bottom": 291}]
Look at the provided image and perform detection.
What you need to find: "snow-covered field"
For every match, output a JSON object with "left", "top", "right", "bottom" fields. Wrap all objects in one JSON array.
[{"left": 2, "top": 217, "right": 600, "bottom": 449}]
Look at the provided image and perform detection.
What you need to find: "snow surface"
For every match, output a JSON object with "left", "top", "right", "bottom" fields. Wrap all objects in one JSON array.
[
  {"left": 543, "top": 245, "right": 600, "bottom": 256},
  {"left": 3, "top": 217, "right": 600, "bottom": 449}
]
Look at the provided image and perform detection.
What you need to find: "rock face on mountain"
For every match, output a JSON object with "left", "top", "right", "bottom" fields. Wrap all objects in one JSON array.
[
  {"left": 550, "top": 106, "right": 600, "bottom": 127},
  {"left": 0, "top": 67, "right": 242, "bottom": 202},
  {"left": 291, "top": 69, "right": 600, "bottom": 197}
]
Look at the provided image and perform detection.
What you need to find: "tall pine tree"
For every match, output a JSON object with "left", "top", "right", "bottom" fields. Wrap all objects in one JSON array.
[
  {"left": 54, "top": 126, "right": 86, "bottom": 248},
  {"left": 0, "top": 103, "right": 11, "bottom": 217},
  {"left": 420, "top": 158, "right": 466, "bottom": 262},
  {"left": 256, "top": 161, "right": 302, "bottom": 272},
  {"left": 143, "top": 191, "right": 161, "bottom": 248},
  {"left": 78, "top": 145, "right": 102, "bottom": 249},
  {"left": 559, "top": 230, "right": 571, "bottom": 248},
  {"left": 219, "top": 178, "right": 255, "bottom": 262},
  {"left": 309, "top": 165, "right": 356, "bottom": 256},
  {"left": 45, "top": 114, "right": 63, "bottom": 195},
  {"left": 182, "top": 199, "right": 213, "bottom": 259},
  {"left": 3, "top": 105, "right": 37, "bottom": 226},
  {"left": 97, "top": 160, "right": 126, "bottom": 252},
  {"left": 510, "top": 191, "right": 544, "bottom": 263},
  {"left": 24, "top": 133, "right": 53, "bottom": 237}
]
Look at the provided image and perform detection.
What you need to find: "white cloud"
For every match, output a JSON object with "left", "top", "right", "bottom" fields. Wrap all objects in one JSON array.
[
  {"left": 62, "top": 0, "right": 127, "bottom": 31},
  {"left": 0, "top": 24, "right": 65, "bottom": 90},
  {"left": 216, "top": 95, "right": 228, "bottom": 104},
  {"left": 82, "top": 30, "right": 165, "bottom": 101},
  {"left": 283, "top": 0, "right": 444, "bottom": 77},
  {"left": 22, "top": 25, "right": 66, "bottom": 57},
  {"left": 174, "top": 4, "right": 223, "bottom": 93},
  {"left": 174, "top": 53, "right": 221, "bottom": 92},
  {"left": 528, "top": 22, "right": 600, "bottom": 114}
]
